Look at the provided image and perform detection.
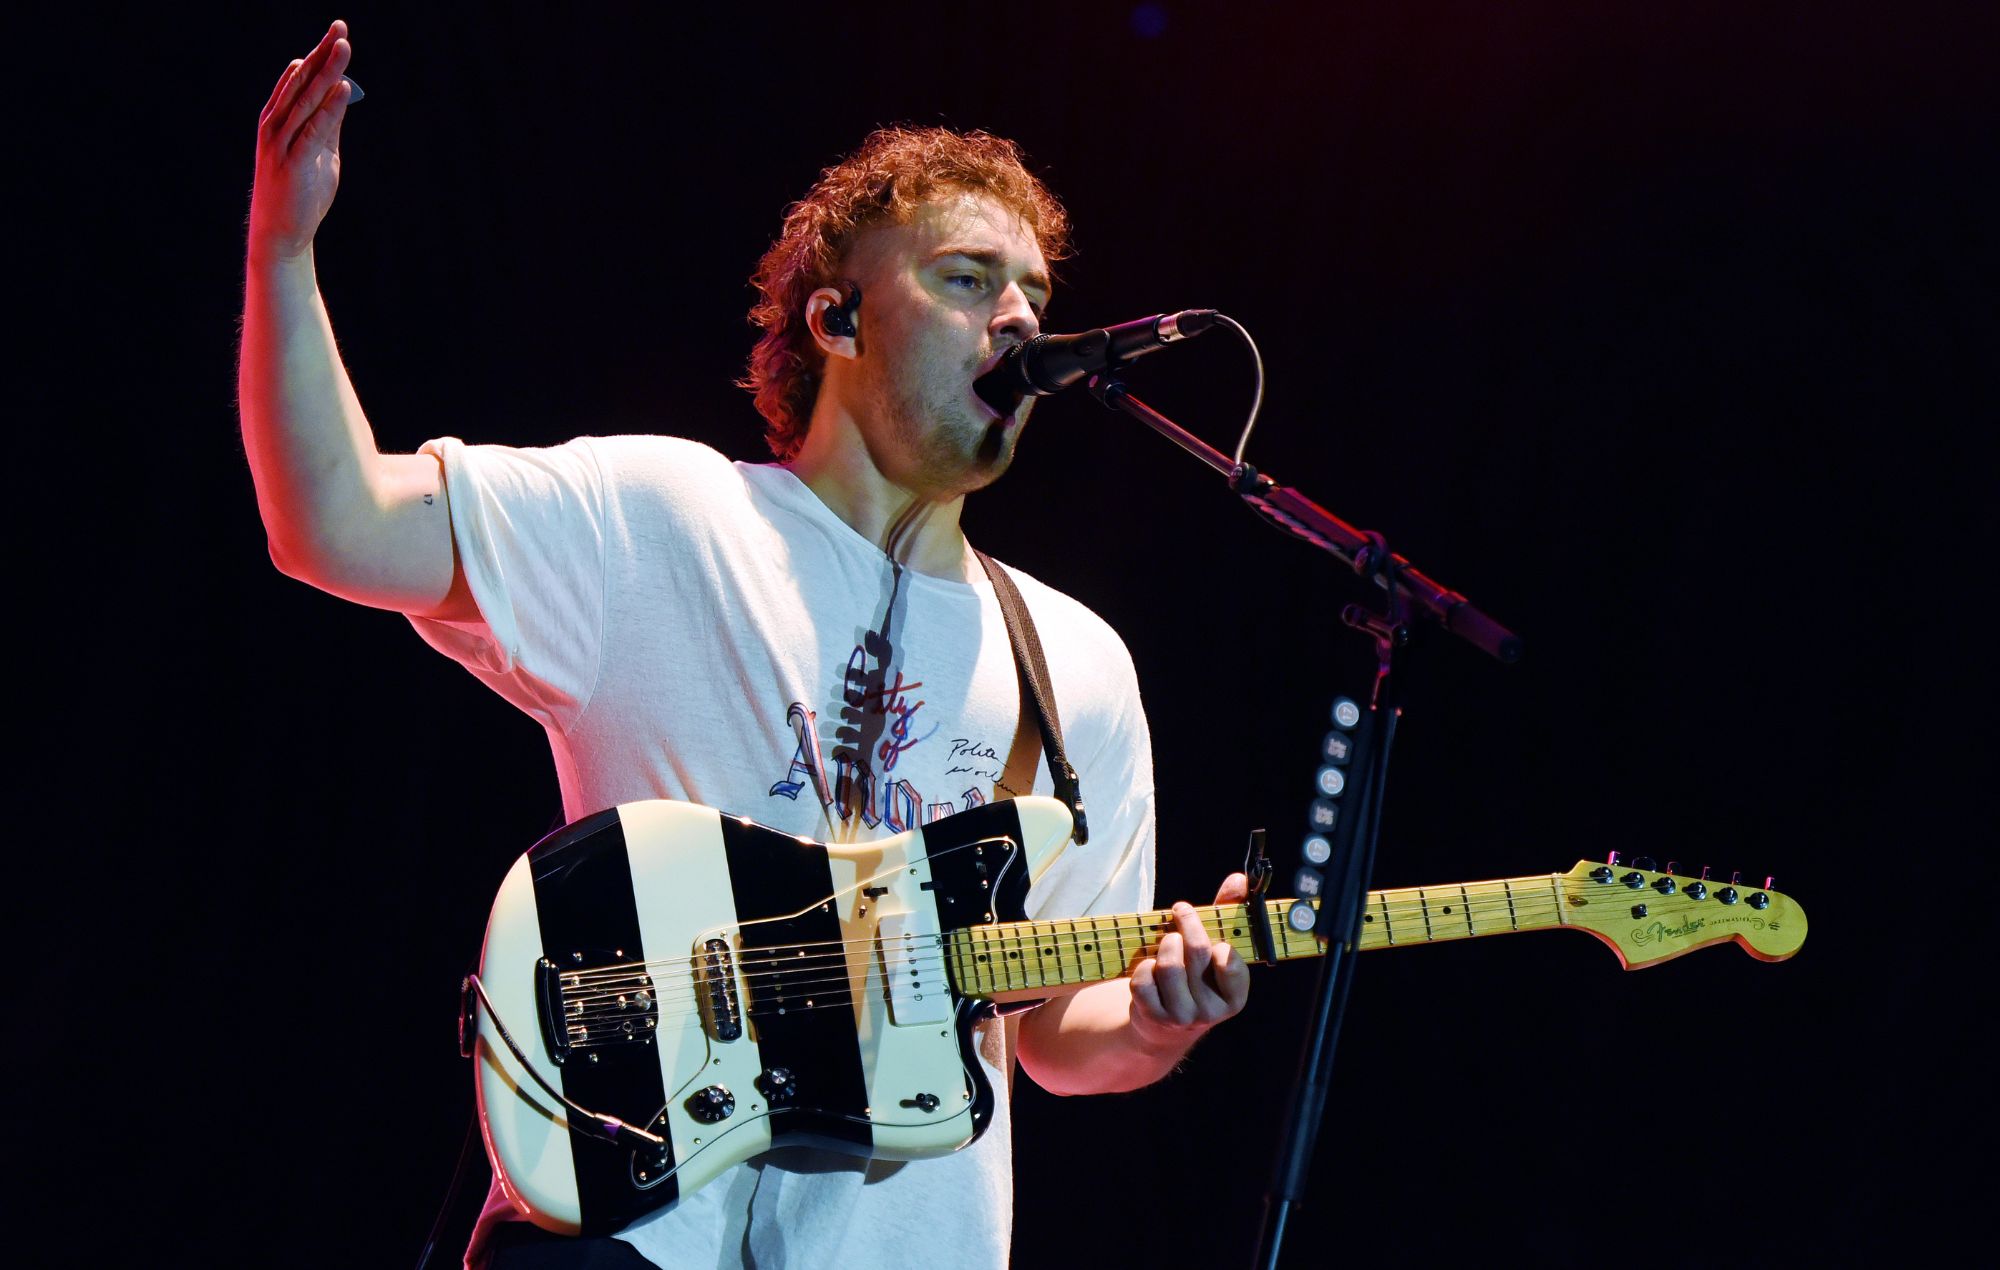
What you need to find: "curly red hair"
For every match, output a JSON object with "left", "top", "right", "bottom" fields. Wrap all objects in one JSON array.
[{"left": 742, "top": 126, "right": 1072, "bottom": 459}]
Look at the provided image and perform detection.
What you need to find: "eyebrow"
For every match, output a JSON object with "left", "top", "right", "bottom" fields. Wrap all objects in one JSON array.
[{"left": 930, "top": 247, "right": 1052, "bottom": 299}]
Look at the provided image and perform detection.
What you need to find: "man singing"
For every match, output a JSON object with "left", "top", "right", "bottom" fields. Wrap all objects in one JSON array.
[{"left": 241, "top": 21, "right": 1250, "bottom": 1268}]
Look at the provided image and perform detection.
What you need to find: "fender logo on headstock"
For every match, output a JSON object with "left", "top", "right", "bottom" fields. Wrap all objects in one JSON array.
[{"left": 1631, "top": 912, "right": 1769, "bottom": 945}]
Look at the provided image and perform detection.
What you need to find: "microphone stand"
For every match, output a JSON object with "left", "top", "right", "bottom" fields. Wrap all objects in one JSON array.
[{"left": 1085, "top": 374, "right": 1520, "bottom": 1270}]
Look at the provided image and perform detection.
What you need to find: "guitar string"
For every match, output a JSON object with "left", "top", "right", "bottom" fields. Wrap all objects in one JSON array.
[
  {"left": 555, "top": 884, "right": 1645, "bottom": 991},
  {"left": 555, "top": 889, "right": 1743, "bottom": 1006},
  {"left": 558, "top": 918, "right": 1755, "bottom": 1043},
  {"left": 562, "top": 904, "right": 1772, "bottom": 1044},
  {"left": 558, "top": 884, "right": 1735, "bottom": 997},
  {"left": 557, "top": 894, "right": 1550, "bottom": 1004},
  {"left": 557, "top": 892, "right": 1747, "bottom": 1021}
]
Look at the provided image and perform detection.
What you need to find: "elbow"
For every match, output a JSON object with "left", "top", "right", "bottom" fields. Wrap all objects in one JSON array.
[{"left": 262, "top": 518, "right": 343, "bottom": 591}]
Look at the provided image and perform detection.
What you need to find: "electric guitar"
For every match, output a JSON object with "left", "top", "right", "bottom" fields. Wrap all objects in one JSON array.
[{"left": 465, "top": 796, "right": 1806, "bottom": 1235}]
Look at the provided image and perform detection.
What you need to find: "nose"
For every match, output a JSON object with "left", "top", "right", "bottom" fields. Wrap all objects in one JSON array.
[{"left": 990, "top": 282, "right": 1040, "bottom": 344}]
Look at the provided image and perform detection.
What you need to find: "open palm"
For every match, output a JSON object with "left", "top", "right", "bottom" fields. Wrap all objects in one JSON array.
[{"left": 249, "top": 20, "right": 355, "bottom": 262}]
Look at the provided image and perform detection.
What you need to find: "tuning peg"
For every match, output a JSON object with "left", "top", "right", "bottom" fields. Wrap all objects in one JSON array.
[
  {"left": 1607, "top": 850, "right": 1621, "bottom": 867},
  {"left": 1633, "top": 855, "right": 1657, "bottom": 872},
  {"left": 1698, "top": 865, "right": 1711, "bottom": 881},
  {"left": 1764, "top": 875, "right": 1775, "bottom": 891},
  {"left": 1663, "top": 860, "right": 1678, "bottom": 875},
  {"left": 1729, "top": 871, "right": 1742, "bottom": 886}
]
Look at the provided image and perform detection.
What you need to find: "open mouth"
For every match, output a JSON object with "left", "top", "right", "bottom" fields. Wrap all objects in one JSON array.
[{"left": 972, "top": 349, "right": 1025, "bottom": 422}]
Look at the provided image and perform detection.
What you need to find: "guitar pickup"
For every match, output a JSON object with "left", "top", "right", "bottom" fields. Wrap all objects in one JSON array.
[
  {"left": 699, "top": 938, "right": 743, "bottom": 1042},
  {"left": 878, "top": 911, "right": 951, "bottom": 1026}
]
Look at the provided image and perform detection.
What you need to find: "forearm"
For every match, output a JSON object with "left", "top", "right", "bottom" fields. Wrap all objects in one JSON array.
[
  {"left": 237, "top": 247, "right": 385, "bottom": 574},
  {"left": 1015, "top": 979, "right": 1198, "bottom": 1096}
]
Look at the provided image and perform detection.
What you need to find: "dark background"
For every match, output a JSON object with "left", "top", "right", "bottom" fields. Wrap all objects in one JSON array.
[{"left": 39, "top": 1, "right": 1990, "bottom": 1265}]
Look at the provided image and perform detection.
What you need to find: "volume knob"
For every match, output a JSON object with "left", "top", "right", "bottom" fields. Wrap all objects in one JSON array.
[{"left": 686, "top": 1084, "right": 735, "bottom": 1124}]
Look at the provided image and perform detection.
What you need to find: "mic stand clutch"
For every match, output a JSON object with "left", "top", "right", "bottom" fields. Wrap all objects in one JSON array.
[{"left": 1085, "top": 373, "right": 1520, "bottom": 1269}]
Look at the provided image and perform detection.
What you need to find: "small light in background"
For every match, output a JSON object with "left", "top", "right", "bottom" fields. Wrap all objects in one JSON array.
[{"left": 1130, "top": 4, "right": 1169, "bottom": 39}]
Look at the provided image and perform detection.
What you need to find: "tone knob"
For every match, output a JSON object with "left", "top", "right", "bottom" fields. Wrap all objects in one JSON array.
[
  {"left": 686, "top": 1084, "right": 735, "bottom": 1124},
  {"left": 755, "top": 1067, "right": 797, "bottom": 1106}
]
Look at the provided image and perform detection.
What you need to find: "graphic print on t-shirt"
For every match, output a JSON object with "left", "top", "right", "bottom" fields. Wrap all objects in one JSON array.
[{"left": 765, "top": 558, "right": 1019, "bottom": 835}]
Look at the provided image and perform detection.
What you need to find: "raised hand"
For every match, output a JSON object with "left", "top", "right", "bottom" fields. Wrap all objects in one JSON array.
[{"left": 249, "top": 20, "right": 355, "bottom": 263}]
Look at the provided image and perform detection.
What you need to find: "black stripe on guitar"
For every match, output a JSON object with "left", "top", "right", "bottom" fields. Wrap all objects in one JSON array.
[
  {"left": 719, "top": 815, "right": 874, "bottom": 1151},
  {"left": 528, "top": 811, "right": 675, "bottom": 1234}
]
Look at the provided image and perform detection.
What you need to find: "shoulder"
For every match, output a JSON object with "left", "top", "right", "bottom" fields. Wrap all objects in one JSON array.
[
  {"left": 987, "top": 557, "right": 1139, "bottom": 688},
  {"left": 570, "top": 435, "right": 757, "bottom": 514}
]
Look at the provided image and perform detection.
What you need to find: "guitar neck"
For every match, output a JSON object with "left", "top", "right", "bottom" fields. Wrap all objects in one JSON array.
[{"left": 948, "top": 874, "right": 1576, "bottom": 1000}]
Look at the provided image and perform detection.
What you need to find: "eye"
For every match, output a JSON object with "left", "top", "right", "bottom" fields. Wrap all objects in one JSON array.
[{"left": 945, "top": 272, "right": 985, "bottom": 292}]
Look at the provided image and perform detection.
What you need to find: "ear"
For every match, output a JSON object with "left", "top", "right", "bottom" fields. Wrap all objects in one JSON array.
[{"left": 807, "top": 285, "right": 860, "bottom": 360}]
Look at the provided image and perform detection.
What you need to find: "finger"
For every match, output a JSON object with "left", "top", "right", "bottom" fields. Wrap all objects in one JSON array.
[
  {"left": 1193, "top": 940, "right": 1249, "bottom": 1022},
  {"left": 1173, "top": 901, "right": 1213, "bottom": 979},
  {"left": 1130, "top": 957, "right": 1165, "bottom": 1020},
  {"left": 278, "top": 37, "right": 354, "bottom": 154},
  {"left": 1213, "top": 871, "right": 1249, "bottom": 905},
  {"left": 262, "top": 22, "right": 346, "bottom": 135},
  {"left": 298, "top": 77, "right": 354, "bottom": 156},
  {"left": 261, "top": 58, "right": 305, "bottom": 126},
  {"left": 1212, "top": 940, "right": 1252, "bottom": 1013},
  {"left": 1150, "top": 932, "right": 1195, "bottom": 1025}
]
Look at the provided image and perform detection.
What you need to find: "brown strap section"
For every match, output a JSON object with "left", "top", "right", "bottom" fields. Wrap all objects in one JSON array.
[{"left": 973, "top": 550, "right": 1088, "bottom": 845}]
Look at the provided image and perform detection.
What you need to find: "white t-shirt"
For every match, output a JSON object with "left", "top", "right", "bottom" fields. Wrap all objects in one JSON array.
[{"left": 409, "top": 435, "right": 1156, "bottom": 1269}]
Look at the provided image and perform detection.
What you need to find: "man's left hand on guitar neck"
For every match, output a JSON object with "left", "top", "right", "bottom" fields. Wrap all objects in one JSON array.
[{"left": 1015, "top": 873, "right": 1253, "bottom": 1096}]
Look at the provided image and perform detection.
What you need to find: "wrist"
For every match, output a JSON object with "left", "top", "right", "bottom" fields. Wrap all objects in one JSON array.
[{"left": 247, "top": 236, "right": 315, "bottom": 274}]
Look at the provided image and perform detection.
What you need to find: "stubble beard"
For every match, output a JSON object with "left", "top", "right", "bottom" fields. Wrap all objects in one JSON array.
[{"left": 879, "top": 357, "right": 1020, "bottom": 500}]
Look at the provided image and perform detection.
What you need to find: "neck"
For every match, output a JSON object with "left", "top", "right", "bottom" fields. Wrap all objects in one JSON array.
[
  {"left": 948, "top": 873, "right": 1577, "bottom": 1003},
  {"left": 785, "top": 402, "right": 974, "bottom": 581}
]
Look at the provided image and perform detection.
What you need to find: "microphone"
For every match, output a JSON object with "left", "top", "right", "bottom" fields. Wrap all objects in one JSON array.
[{"left": 975, "top": 309, "right": 1220, "bottom": 414}]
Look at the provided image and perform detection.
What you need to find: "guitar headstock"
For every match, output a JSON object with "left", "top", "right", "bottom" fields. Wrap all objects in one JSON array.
[{"left": 1558, "top": 858, "right": 1807, "bottom": 969}]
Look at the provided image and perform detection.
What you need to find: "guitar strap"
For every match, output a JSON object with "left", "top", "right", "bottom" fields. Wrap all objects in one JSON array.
[{"left": 973, "top": 549, "right": 1089, "bottom": 845}]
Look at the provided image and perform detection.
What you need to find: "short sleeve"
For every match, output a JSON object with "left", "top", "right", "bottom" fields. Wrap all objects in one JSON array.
[
  {"left": 405, "top": 436, "right": 607, "bottom": 734},
  {"left": 1021, "top": 615, "right": 1156, "bottom": 925}
]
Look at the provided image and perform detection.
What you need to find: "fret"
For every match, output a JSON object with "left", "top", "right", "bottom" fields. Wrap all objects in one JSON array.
[
  {"left": 976, "top": 928, "right": 996, "bottom": 996},
  {"left": 949, "top": 871, "right": 1591, "bottom": 1002},
  {"left": 996, "top": 924, "right": 1016, "bottom": 992}
]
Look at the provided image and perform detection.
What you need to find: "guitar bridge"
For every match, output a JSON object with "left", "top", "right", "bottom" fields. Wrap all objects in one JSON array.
[{"left": 699, "top": 937, "right": 743, "bottom": 1042}]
